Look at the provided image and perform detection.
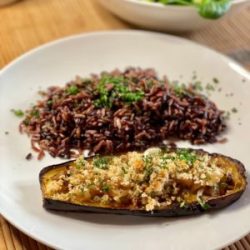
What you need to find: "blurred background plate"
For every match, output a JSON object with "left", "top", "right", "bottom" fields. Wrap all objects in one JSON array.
[{"left": 98, "top": 0, "right": 249, "bottom": 32}]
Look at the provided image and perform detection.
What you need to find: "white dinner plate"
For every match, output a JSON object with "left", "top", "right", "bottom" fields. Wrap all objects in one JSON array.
[{"left": 0, "top": 31, "right": 250, "bottom": 250}]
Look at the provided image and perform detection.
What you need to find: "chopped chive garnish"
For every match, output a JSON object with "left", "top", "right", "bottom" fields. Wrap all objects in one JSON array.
[
  {"left": 180, "top": 201, "right": 186, "bottom": 208},
  {"left": 93, "top": 156, "right": 111, "bottom": 170},
  {"left": 206, "top": 83, "right": 215, "bottom": 91},
  {"left": 197, "top": 196, "right": 210, "bottom": 210},
  {"left": 47, "top": 100, "right": 53, "bottom": 105},
  {"left": 94, "top": 75, "right": 144, "bottom": 108},
  {"left": 102, "top": 184, "right": 110, "bottom": 192},
  {"left": 172, "top": 83, "right": 186, "bottom": 96},
  {"left": 231, "top": 107, "right": 238, "bottom": 113},
  {"left": 213, "top": 78, "right": 219, "bottom": 84},
  {"left": 176, "top": 148, "right": 197, "bottom": 165},
  {"left": 143, "top": 155, "right": 153, "bottom": 180},
  {"left": 122, "top": 166, "right": 128, "bottom": 174},
  {"left": 192, "top": 81, "right": 203, "bottom": 92},
  {"left": 66, "top": 85, "right": 79, "bottom": 95},
  {"left": 31, "top": 108, "right": 40, "bottom": 118},
  {"left": 75, "top": 157, "right": 86, "bottom": 169},
  {"left": 11, "top": 109, "right": 24, "bottom": 117}
]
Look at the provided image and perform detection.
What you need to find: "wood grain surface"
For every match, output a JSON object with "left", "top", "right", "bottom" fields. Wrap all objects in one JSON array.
[{"left": 0, "top": 0, "right": 250, "bottom": 249}]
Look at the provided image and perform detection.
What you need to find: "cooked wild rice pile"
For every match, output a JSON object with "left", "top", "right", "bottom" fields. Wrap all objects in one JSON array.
[{"left": 20, "top": 68, "right": 226, "bottom": 159}]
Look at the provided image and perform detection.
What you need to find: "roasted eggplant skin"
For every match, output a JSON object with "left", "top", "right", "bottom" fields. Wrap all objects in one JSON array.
[{"left": 39, "top": 149, "right": 247, "bottom": 217}]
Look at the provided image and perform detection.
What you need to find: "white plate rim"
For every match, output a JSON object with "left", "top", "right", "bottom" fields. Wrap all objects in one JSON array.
[{"left": 0, "top": 30, "right": 249, "bottom": 80}]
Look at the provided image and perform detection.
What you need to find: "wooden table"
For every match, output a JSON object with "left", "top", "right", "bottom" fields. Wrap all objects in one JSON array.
[{"left": 0, "top": 0, "right": 250, "bottom": 249}]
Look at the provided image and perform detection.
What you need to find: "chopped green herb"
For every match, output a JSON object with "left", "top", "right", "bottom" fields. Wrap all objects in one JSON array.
[
  {"left": 197, "top": 196, "right": 210, "bottom": 210},
  {"left": 145, "top": 80, "right": 154, "bottom": 88},
  {"left": 143, "top": 155, "right": 153, "bottom": 180},
  {"left": 81, "top": 78, "right": 92, "bottom": 84},
  {"left": 122, "top": 166, "right": 128, "bottom": 174},
  {"left": 47, "top": 100, "right": 53, "bottom": 106},
  {"left": 176, "top": 148, "right": 197, "bottom": 165},
  {"left": 11, "top": 109, "right": 24, "bottom": 117},
  {"left": 192, "top": 75, "right": 197, "bottom": 80},
  {"left": 205, "top": 83, "right": 215, "bottom": 91},
  {"left": 75, "top": 157, "right": 86, "bottom": 169},
  {"left": 102, "top": 184, "right": 110, "bottom": 192},
  {"left": 180, "top": 201, "right": 186, "bottom": 208},
  {"left": 213, "top": 77, "right": 219, "bottom": 84},
  {"left": 172, "top": 83, "right": 186, "bottom": 96},
  {"left": 143, "top": 155, "right": 152, "bottom": 167},
  {"left": 93, "top": 156, "right": 111, "bottom": 170},
  {"left": 231, "top": 107, "right": 238, "bottom": 113},
  {"left": 192, "top": 81, "right": 203, "bottom": 92},
  {"left": 144, "top": 166, "right": 153, "bottom": 180},
  {"left": 160, "top": 154, "right": 173, "bottom": 168},
  {"left": 66, "top": 85, "right": 79, "bottom": 95},
  {"left": 31, "top": 108, "right": 40, "bottom": 118},
  {"left": 23, "top": 118, "right": 30, "bottom": 126},
  {"left": 94, "top": 75, "right": 144, "bottom": 108},
  {"left": 223, "top": 111, "right": 230, "bottom": 120}
]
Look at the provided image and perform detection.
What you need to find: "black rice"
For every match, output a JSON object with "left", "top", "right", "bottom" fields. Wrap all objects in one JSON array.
[{"left": 20, "top": 67, "right": 226, "bottom": 159}]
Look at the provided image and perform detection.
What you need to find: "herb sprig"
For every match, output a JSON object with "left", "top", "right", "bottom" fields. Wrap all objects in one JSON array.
[
  {"left": 94, "top": 75, "right": 144, "bottom": 108},
  {"left": 11, "top": 109, "right": 24, "bottom": 117},
  {"left": 93, "top": 155, "right": 111, "bottom": 170},
  {"left": 66, "top": 85, "right": 79, "bottom": 95},
  {"left": 197, "top": 196, "right": 211, "bottom": 210},
  {"left": 176, "top": 148, "right": 197, "bottom": 165},
  {"left": 159, "top": 149, "right": 198, "bottom": 168},
  {"left": 143, "top": 155, "right": 154, "bottom": 181}
]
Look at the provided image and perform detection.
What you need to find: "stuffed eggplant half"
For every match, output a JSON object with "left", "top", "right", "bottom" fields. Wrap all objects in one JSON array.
[{"left": 40, "top": 148, "right": 247, "bottom": 217}]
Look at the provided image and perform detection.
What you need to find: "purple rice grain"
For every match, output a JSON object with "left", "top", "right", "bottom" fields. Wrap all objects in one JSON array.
[{"left": 20, "top": 68, "right": 226, "bottom": 159}]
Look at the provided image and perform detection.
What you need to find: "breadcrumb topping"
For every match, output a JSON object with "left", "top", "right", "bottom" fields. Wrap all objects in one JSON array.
[{"left": 43, "top": 148, "right": 237, "bottom": 211}]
